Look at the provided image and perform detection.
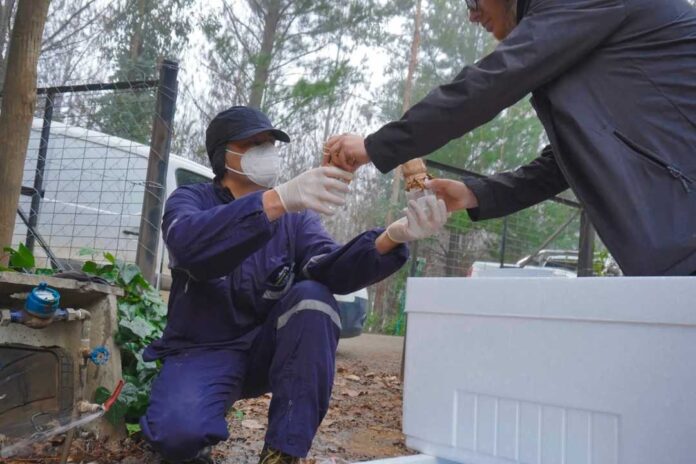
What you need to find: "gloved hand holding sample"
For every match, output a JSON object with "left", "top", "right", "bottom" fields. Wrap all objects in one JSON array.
[
  {"left": 274, "top": 166, "right": 353, "bottom": 216},
  {"left": 386, "top": 194, "right": 448, "bottom": 243}
]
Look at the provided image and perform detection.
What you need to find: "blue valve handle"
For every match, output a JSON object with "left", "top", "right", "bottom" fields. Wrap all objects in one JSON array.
[{"left": 89, "top": 346, "right": 110, "bottom": 365}]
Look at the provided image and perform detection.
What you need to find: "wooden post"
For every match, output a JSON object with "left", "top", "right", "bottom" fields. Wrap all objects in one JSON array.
[{"left": 136, "top": 60, "right": 179, "bottom": 285}]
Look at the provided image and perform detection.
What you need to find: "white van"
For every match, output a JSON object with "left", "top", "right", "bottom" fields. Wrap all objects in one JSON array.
[{"left": 19, "top": 118, "right": 213, "bottom": 286}]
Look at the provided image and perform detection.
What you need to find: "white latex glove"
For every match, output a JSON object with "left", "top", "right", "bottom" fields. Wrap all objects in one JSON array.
[
  {"left": 386, "top": 195, "right": 448, "bottom": 243},
  {"left": 274, "top": 166, "right": 353, "bottom": 215}
]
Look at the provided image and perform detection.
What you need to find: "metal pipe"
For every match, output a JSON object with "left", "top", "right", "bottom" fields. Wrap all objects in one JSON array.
[
  {"left": 16, "top": 207, "right": 62, "bottom": 270},
  {"left": 577, "top": 210, "right": 596, "bottom": 277},
  {"left": 60, "top": 311, "right": 92, "bottom": 464},
  {"left": 79, "top": 312, "right": 92, "bottom": 360},
  {"left": 136, "top": 59, "right": 179, "bottom": 285},
  {"left": 76, "top": 401, "right": 102, "bottom": 414},
  {"left": 518, "top": 209, "right": 581, "bottom": 268},
  {"left": 0, "top": 79, "right": 158, "bottom": 98},
  {"left": 78, "top": 309, "right": 91, "bottom": 338},
  {"left": 0, "top": 307, "right": 91, "bottom": 327},
  {"left": 408, "top": 241, "right": 420, "bottom": 278}
]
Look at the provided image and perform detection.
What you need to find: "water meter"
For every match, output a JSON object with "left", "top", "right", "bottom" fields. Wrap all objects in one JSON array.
[{"left": 25, "top": 282, "right": 60, "bottom": 318}]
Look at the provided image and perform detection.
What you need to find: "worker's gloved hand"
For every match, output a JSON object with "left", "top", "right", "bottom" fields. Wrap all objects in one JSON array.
[
  {"left": 274, "top": 166, "right": 353, "bottom": 216},
  {"left": 386, "top": 195, "right": 448, "bottom": 243}
]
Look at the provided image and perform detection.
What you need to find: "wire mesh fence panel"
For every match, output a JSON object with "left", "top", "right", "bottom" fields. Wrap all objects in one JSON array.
[
  {"left": 425, "top": 163, "right": 583, "bottom": 274},
  {"left": 6, "top": 82, "right": 159, "bottom": 270}
]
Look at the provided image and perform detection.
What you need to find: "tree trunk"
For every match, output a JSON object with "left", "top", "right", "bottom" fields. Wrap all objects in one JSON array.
[
  {"left": 402, "top": 0, "right": 422, "bottom": 116},
  {"left": 127, "top": 0, "right": 146, "bottom": 81},
  {"left": 0, "top": 0, "right": 17, "bottom": 89},
  {"left": 248, "top": 0, "right": 281, "bottom": 109},
  {"left": 374, "top": 0, "right": 423, "bottom": 329},
  {"left": 0, "top": 0, "right": 50, "bottom": 265},
  {"left": 0, "top": 0, "right": 16, "bottom": 56},
  {"left": 322, "top": 35, "right": 343, "bottom": 142},
  {"left": 385, "top": 0, "right": 423, "bottom": 224}
]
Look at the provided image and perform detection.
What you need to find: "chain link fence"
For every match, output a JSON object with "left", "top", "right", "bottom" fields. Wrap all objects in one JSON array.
[{"left": 4, "top": 61, "right": 178, "bottom": 284}]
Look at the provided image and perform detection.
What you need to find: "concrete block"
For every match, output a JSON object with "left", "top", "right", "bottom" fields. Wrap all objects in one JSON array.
[{"left": 0, "top": 272, "right": 124, "bottom": 439}]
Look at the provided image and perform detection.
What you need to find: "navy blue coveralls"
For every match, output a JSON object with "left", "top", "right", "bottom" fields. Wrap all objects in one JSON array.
[{"left": 140, "top": 182, "right": 408, "bottom": 461}]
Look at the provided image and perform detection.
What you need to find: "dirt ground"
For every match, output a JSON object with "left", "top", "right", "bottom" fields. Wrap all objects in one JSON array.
[{"left": 2, "top": 334, "right": 413, "bottom": 464}]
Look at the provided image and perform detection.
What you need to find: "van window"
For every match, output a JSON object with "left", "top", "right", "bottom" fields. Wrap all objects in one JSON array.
[{"left": 175, "top": 169, "right": 211, "bottom": 187}]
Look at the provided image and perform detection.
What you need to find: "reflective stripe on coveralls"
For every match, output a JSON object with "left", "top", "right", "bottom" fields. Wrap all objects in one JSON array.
[{"left": 276, "top": 299, "right": 342, "bottom": 330}]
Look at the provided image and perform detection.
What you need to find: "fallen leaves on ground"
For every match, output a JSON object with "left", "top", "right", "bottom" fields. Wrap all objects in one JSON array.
[
  {"left": 219, "top": 358, "right": 412, "bottom": 464},
  {"left": 1, "top": 339, "right": 412, "bottom": 464}
]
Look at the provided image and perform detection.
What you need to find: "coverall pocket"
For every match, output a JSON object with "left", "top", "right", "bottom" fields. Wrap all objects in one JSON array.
[{"left": 262, "top": 262, "right": 295, "bottom": 301}]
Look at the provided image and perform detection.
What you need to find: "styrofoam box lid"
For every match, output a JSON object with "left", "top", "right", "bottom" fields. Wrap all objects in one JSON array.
[
  {"left": 358, "top": 455, "right": 458, "bottom": 464},
  {"left": 405, "top": 277, "right": 696, "bottom": 326}
]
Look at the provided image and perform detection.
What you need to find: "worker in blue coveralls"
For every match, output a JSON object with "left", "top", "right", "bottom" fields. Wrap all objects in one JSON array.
[{"left": 139, "top": 106, "right": 449, "bottom": 464}]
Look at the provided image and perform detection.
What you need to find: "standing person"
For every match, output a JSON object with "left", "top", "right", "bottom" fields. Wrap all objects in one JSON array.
[
  {"left": 140, "top": 106, "right": 448, "bottom": 464},
  {"left": 325, "top": 0, "right": 696, "bottom": 276}
]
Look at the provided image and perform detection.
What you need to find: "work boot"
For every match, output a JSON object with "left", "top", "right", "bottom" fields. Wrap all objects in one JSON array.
[
  {"left": 160, "top": 446, "right": 216, "bottom": 464},
  {"left": 187, "top": 446, "right": 216, "bottom": 464},
  {"left": 258, "top": 446, "right": 300, "bottom": 464}
]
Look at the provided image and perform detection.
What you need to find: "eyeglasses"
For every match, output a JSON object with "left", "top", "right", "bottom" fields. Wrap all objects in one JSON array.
[{"left": 465, "top": 0, "right": 479, "bottom": 11}]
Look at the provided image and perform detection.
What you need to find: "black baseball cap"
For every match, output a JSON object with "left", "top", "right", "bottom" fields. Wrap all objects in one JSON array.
[{"left": 205, "top": 106, "right": 290, "bottom": 165}]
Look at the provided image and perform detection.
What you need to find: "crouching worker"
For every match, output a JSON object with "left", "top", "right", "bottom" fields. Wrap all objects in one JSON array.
[{"left": 139, "top": 106, "right": 448, "bottom": 464}]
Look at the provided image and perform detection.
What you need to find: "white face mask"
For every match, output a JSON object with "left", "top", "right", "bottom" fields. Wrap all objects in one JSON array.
[{"left": 225, "top": 142, "right": 281, "bottom": 188}]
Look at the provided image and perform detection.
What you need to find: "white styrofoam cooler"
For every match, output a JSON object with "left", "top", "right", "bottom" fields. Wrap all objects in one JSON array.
[
  {"left": 358, "top": 456, "right": 459, "bottom": 464},
  {"left": 398, "top": 277, "right": 696, "bottom": 464}
]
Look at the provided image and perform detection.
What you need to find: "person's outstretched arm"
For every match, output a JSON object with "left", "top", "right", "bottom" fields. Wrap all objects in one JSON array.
[
  {"left": 427, "top": 145, "right": 570, "bottom": 220},
  {"left": 297, "top": 196, "right": 448, "bottom": 294},
  {"left": 163, "top": 188, "right": 277, "bottom": 281},
  {"left": 165, "top": 167, "right": 353, "bottom": 280},
  {"left": 325, "top": 0, "right": 626, "bottom": 172}
]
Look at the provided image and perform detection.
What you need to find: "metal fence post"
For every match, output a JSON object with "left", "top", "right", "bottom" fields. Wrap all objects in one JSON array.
[
  {"left": 136, "top": 59, "right": 179, "bottom": 285},
  {"left": 409, "top": 241, "right": 420, "bottom": 277},
  {"left": 577, "top": 210, "right": 595, "bottom": 277},
  {"left": 26, "top": 89, "right": 55, "bottom": 253},
  {"left": 499, "top": 217, "right": 508, "bottom": 267}
]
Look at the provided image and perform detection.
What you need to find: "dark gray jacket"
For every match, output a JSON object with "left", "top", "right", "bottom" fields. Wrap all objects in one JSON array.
[{"left": 365, "top": 0, "right": 696, "bottom": 276}]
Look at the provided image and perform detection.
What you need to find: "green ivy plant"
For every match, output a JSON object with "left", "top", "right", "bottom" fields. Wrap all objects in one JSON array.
[
  {"left": 0, "top": 243, "right": 54, "bottom": 274},
  {"left": 80, "top": 249, "right": 166, "bottom": 430}
]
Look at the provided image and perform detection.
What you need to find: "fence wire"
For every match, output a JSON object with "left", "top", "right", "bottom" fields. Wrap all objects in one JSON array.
[
  {"left": 363, "top": 163, "right": 603, "bottom": 335},
  {"left": 5, "top": 81, "right": 159, "bottom": 271}
]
